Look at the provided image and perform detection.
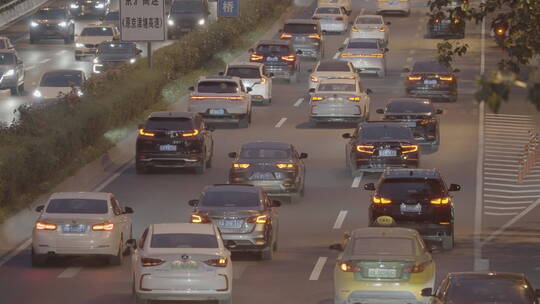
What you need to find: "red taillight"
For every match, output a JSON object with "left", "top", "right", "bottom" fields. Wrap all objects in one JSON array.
[
  {"left": 92, "top": 221, "right": 114, "bottom": 231},
  {"left": 141, "top": 257, "right": 165, "bottom": 267},
  {"left": 339, "top": 261, "right": 362, "bottom": 272},
  {"left": 281, "top": 54, "right": 295, "bottom": 62},
  {"left": 430, "top": 197, "right": 450, "bottom": 205},
  {"left": 280, "top": 33, "right": 292, "bottom": 39},
  {"left": 139, "top": 129, "right": 155, "bottom": 137},
  {"left": 401, "top": 144, "right": 419, "bottom": 154},
  {"left": 246, "top": 215, "right": 268, "bottom": 224},
  {"left": 35, "top": 221, "right": 57, "bottom": 231},
  {"left": 308, "top": 34, "right": 321, "bottom": 39},
  {"left": 182, "top": 129, "right": 199, "bottom": 137},
  {"left": 404, "top": 262, "right": 427, "bottom": 273},
  {"left": 407, "top": 75, "right": 422, "bottom": 81},
  {"left": 191, "top": 214, "right": 211, "bottom": 223},
  {"left": 356, "top": 145, "right": 374, "bottom": 154},
  {"left": 336, "top": 17, "right": 343, "bottom": 21},
  {"left": 250, "top": 53, "right": 264, "bottom": 61},
  {"left": 205, "top": 257, "right": 228, "bottom": 267}
]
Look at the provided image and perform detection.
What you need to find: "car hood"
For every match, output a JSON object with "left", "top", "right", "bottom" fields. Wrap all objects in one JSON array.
[
  {"left": 0, "top": 66, "right": 15, "bottom": 74},
  {"left": 77, "top": 36, "right": 112, "bottom": 44},
  {"left": 36, "top": 86, "right": 77, "bottom": 99}
]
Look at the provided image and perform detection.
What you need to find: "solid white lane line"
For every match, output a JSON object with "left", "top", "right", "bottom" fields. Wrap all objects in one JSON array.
[
  {"left": 473, "top": 99, "right": 484, "bottom": 271},
  {"left": 0, "top": 239, "right": 32, "bottom": 267},
  {"left": 274, "top": 117, "right": 287, "bottom": 128},
  {"left": 39, "top": 58, "right": 51, "bottom": 64},
  {"left": 58, "top": 267, "right": 82, "bottom": 279},
  {"left": 333, "top": 211, "right": 348, "bottom": 229},
  {"left": 484, "top": 159, "right": 517, "bottom": 163},
  {"left": 485, "top": 200, "right": 532, "bottom": 204},
  {"left": 484, "top": 212, "right": 518, "bottom": 216},
  {"left": 485, "top": 194, "right": 540, "bottom": 199},
  {"left": 24, "top": 65, "right": 35, "bottom": 71},
  {"left": 309, "top": 257, "right": 328, "bottom": 280},
  {"left": 333, "top": 53, "right": 339, "bottom": 59},
  {"left": 351, "top": 173, "right": 363, "bottom": 188},
  {"left": 482, "top": 198, "right": 540, "bottom": 244},
  {"left": 293, "top": 98, "right": 303, "bottom": 107},
  {"left": 95, "top": 171, "right": 124, "bottom": 191},
  {"left": 484, "top": 163, "right": 519, "bottom": 168},
  {"left": 485, "top": 206, "right": 527, "bottom": 210},
  {"left": 486, "top": 113, "right": 533, "bottom": 118},
  {"left": 485, "top": 182, "right": 540, "bottom": 188},
  {"left": 485, "top": 188, "right": 540, "bottom": 193}
]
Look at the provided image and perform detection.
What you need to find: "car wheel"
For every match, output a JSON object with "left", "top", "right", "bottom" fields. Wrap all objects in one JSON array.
[
  {"left": 442, "top": 232, "right": 454, "bottom": 250},
  {"left": 135, "top": 163, "right": 148, "bottom": 174},
  {"left": 260, "top": 245, "right": 273, "bottom": 260},
  {"left": 18, "top": 83, "right": 24, "bottom": 95},
  {"left": 123, "top": 228, "right": 133, "bottom": 256},
  {"left": 31, "top": 248, "right": 46, "bottom": 267},
  {"left": 195, "top": 156, "right": 206, "bottom": 174},
  {"left": 29, "top": 36, "right": 36, "bottom": 44},
  {"left": 238, "top": 115, "right": 249, "bottom": 128},
  {"left": 64, "top": 37, "right": 70, "bottom": 44},
  {"left": 108, "top": 240, "right": 123, "bottom": 265},
  {"left": 10, "top": 86, "right": 19, "bottom": 96}
]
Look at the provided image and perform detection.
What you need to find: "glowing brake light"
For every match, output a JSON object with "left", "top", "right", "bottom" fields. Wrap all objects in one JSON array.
[
  {"left": 139, "top": 129, "right": 155, "bottom": 137},
  {"left": 496, "top": 28, "right": 505, "bottom": 35},
  {"left": 35, "top": 221, "right": 57, "bottom": 231},
  {"left": 280, "top": 33, "right": 292, "bottom": 39},
  {"left": 310, "top": 75, "right": 318, "bottom": 82},
  {"left": 141, "top": 257, "right": 165, "bottom": 267},
  {"left": 308, "top": 34, "right": 321, "bottom": 39},
  {"left": 347, "top": 96, "right": 361, "bottom": 102},
  {"left": 439, "top": 76, "right": 453, "bottom": 81},
  {"left": 400, "top": 144, "right": 419, "bottom": 154},
  {"left": 92, "top": 221, "right": 114, "bottom": 231},
  {"left": 259, "top": 77, "right": 267, "bottom": 84},
  {"left": 233, "top": 163, "right": 250, "bottom": 169},
  {"left": 246, "top": 215, "right": 268, "bottom": 224},
  {"left": 250, "top": 53, "right": 264, "bottom": 61},
  {"left": 372, "top": 196, "right": 392, "bottom": 204},
  {"left": 453, "top": 18, "right": 460, "bottom": 24},
  {"left": 281, "top": 55, "right": 295, "bottom": 62},
  {"left": 408, "top": 76, "right": 422, "bottom": 81},
  {"left": 191, "top": 213, "right": 211, "bottom": 223},
  {"left": 182, "top": 129, "right": 199, "bottom": 137},
  {"left": 276, "top": 163, "right": 294, "bottom": 169},
  {"left": 311, "top": 96, "right": 324, "bottom": 102},
  {"left": 379, "top": 27, "right": 386, "bottom": 32},
  {"left": 430, "top": 197, "right": 450, "bottom": 205},
  {"left": 419, "top": 119, "right": 431, "bottom": 125},
  {"left": 339, "top": 261, "right": 361, "bottom": 272},
  {"left": 356, "top": 145, "right": 374, "bottom": 153},
  {"left": 351, "top": 27, "right": 358, "bottom": 32},
  {"left": 205, "top": 257, "right": 228, "bottom": 267}
]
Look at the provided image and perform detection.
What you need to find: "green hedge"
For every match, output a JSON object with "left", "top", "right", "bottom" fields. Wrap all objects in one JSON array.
[{"left": 0, "top": 0, "right": 291, "bottom": 220}]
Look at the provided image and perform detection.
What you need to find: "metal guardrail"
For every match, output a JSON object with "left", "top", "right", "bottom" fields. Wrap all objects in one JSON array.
[
  {"left": 517, "top": 130, "right": 539, "bottom": 183},
  {"left": 0, "top": 0, "right": 23, "bottom": 12}
]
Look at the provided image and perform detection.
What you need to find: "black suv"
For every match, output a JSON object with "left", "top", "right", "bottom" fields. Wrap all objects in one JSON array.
[
  {"left": 426, "top": 16, "right": 465, "bottom": 39},
  {"left": 377, "top": 98, "right": 443, "bottom": 151},
  {"left": 249, "top": 40, "right": 301, "bottom": 83},
  {"left": 167, "top": 0, "right": 211, "bottom": 38},
  {"left": 279, "top": 19, "right": 323, "bottom": 60},
  {"left": 29, "top": 7, "right": 75, "bottom": 44},
  {"left": 136, "top": 112, "right": 214, "bottom": 174},
  {"left": 364, "top": 168, "right": 461, "bottom": 250},
  {"left": 92, "top": 41, "right": 142, "bottom": 74},
  {"left": 404, "top": 61, "right": 459, "bottom": 102},
  {"left": 342, "top": 121, "right": 420, "bottom": 176},
  {"left": 68, "top": 0, "right": 110, "bottom": 17}
]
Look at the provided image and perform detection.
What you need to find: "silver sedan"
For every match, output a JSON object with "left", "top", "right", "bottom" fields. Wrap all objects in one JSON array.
[
  {"left": 339, "top": 38, "right": 388, "bottom": 77},
  {"left": 312, "top": 6, "right": 349, "bottom": 34},
  {"left": 350, "top": 15, "right": 390, "bottom": 46}
]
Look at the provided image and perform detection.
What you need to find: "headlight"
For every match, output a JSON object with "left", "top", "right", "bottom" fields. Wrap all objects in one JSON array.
[
  {"left": 129, "top": 58, "right": 136, "bottom": 64},
  {"left": 30, "top": 21, "right": 39, "bottom": 27},
  {"left": 95, "top": 3, "right": 105, "bottom": 8},
  {"left": 198, "top": 18, "right": 205, "bottom": 25},
  {"left": 58, "top": 21, "right": 67, "bottom": 27},
  {"left": 4, "top": 69, "right": 14, "bottom": 77},
  {"left": 76, "top": 90, "right": 83, "bottom": 97},
  {"left": 76, "top": 43, "right": 84, "bottom": 48},
  {"left": 70, "top": 3, "right": 79, "bottom": 8},
  {"left": 167, "top": 19, "right": 174, "bottom": 26},
  {"left": 93, "top": 57, "right": 99, "bottom": 63},
  {"left": 33, "top": 90, "right": 42, "bottom": 98}
]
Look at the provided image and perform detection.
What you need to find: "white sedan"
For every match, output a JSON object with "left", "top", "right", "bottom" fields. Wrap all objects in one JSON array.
[
  {"left": 312, "top": 6, "right": 349, "bottom": 34},
  {"left": 224, "top": 62, "right": 272, "bottom": 104},
  {"left": 308, "top": 59, "right": 357, "bottom": 90},
  {"left": 131, "top": 223, "right": 233, "bottom": 304},
  {"left": 350, "top": 15, "right": 391, "bottom": 46},
  {"left": 31, "top": 192, "right": 134, "bottom": 266},
  {"left": 32, "top": 69, "right": 85, "bottom": 103}
]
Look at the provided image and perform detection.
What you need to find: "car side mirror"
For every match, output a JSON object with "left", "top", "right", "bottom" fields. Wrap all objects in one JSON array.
[
  {"left": 270, "top": 200, "right": 281, "bottom": 207},
  {"left": 338, "top": 47, "right": 344, "bottom": 52},
  {"left": 246, "top": 87, "right": 252, "bottom": 92},
  {"left": 126, "top": 238, "right": 137, "bottom": 249},
  {"left": 218, "top": 71, "right": 224, "bottom": 76},
  {"left": 228, "top": 152, "right": 237, "bottom": 158},
  {"left": 248, "top": 48, "right": 254, "bottom": 53},
  {"left": 299, "top": 152, "right": 308, "bottom": 159},
  {"left": 188, "top": 86, "right": 195, "bottom": 91},
  {"left": 421, "top": 288, "right": 433, "bottom": 297},
  {"left": 403, "top": 67, "right": 410, "bottom": 73},
  {"left": 453, "top": 68, "right": 460, "bottom": 73},
  {"left": 342, "top": 133, "right": 352, "bottom": 139},
  {"left": 123, "top": 206, "right": 134, "bottom": 214},
  {"left": 188, "top": 199, "right": 199, "bottom": 207},
  {"left": 376, "top": 109, "right": 384, "bottom": 114},
  {"left": 436, "top": 109, "right": 443, "bottom": 114},
  {"left": 308, "top": 88, "right": 315, "bottom": 93},
  {"left": 366, "top": 88, "right": 373, "bottom": 95},
  {"left": 35, "top": 205, "right": 44, "bottom": 212},
  {"left": 449, "top": 184, "right": 461, "bottom": 192},
  {"left": 296, "top": 49, "right": 303, "bottom": 55},
  {"left": 329, "top": 243, "right": 344, "bottom": 251},
  {"left": 225, "top": 240, "right": 237, "bottom": 249},
  {"left": 364, "top": 183, "right": 375, "bottom": 191}
]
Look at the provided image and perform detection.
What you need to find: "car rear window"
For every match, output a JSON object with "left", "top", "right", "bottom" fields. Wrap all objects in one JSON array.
[
  {"left": 200, "top": 190, "right": 261, "bottom": 208},
  {"left": 145, "top": 117, "right": 194, "bottom": 131},
  {"left": 356, "top": 17, "right": 382, "bottom": 24},
  {"left": 46, "top": 199, "right": 108, "bottom": 214},
  {"left": 446, "top": 278, "right": 533, "bottom": 304},
  {"left": 171, "top": 0, "right": 204, "bottom": 13},
  {"left": 197, "top": 81, "right": 239, "bottom": 93},
  {"left": 360, "top": 125, "right": 413, "bottom": 140},
  {"left": 0, "top": 53, "right": 14, "bottom": 65},
  {"left": 283, "top": 23, "right": 318, "bottom": 34},
  {"left": 40, "top": 71, "right": 82, "bottom": 87},
  {"left": 378, "top": 178, "right": 445, "bottom": 201},
  {"left": 386, "top": 101, "right": 434, "bottom": 113},
  {"left": 348, "top": 41, "right": 379, "bottom": 49},
  {"left": 412, "top": 62, "right": 450, "bottom": 73},
  {"left": 150, "top": 233, "right": 218, "bottom": 248},
  {"left": 256, "top": 44, "right": 290, "bottom": 55},
  {"left": 315, "top": 7, "right": 340, "bottom": 14},
  {"left": 226, "top": 67, "right": 261, "bottom": 79},
  {"left": 317, "top": 83, "right": 355, "bottom": 92},
  {"left": 81, "top": 27, "right": 113, "bottom": 36},
  {"left": 99, "top": 42, "right": 133, "bottom": 53},
  {"left": 317, "top": 61, "right": 351, "bottom": 72},
  {"left": 352, "top": 237, "right": 415, "bottom": 255},
  {"left": 240, "top": 148, "right": 291, "bottom": 159}
]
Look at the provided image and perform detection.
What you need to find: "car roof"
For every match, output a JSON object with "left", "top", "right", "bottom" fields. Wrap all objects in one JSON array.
[
  {"left": 49, "top": 192, "right": 111, "bottom": 200},
  {"left": 257, "top": 39, "right": 290, "bottom": 46},
  {"left": 227, "top": 62, "right": 262, "bottom": 68},
  {"left": 317, "top": 59, "right": 350, "bottom": 69},
  {"left": 152, "top": 223, "right": 216, "bottom": 235},
  {"left": 241, "top": 141, "right": 291, "bottom": 150},
  {"left": 349, "top": 38, "right": 380, "bottom": 44},
  {"left": 382, "top": 168, "right": 440, "bottom": 179},
  {"left": 199, "top": 75, "right": 240, "bottom": 82},
  {"left": 350, "top": 227, "right": 420, "bottom": 238},
  {"left": 148, "top": 111, "right": 195, "bottom": 119},
  {"left": 285, "top": 19, "right": 318, "bottom": 25},
  {"left": 318, "top": 78, "right": 357, "bottom": 85},
  {"left": 448, "top": 272, "right": 526, "bottom": 282},
  {"left": 204, "top": 184, "right": 259, "bottom": 194}
]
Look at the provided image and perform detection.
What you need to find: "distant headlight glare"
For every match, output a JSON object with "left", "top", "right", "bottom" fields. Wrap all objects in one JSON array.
[
  {"left": 167, "top": 19, "right": 174, "bottom": 26},
  {"left": 58, "top": 21, "right": 67, "bottom": 27},
  {"left": 198, "top": 18, "right": 205, "bottom": 25},
  {"left": 4, "top": 69, "right": 14, "bottom": 77},
  {"left": 95, "top": 3, "right": 105, "bottom": 8},
  {"left": 30, "top": 21, "right": 39, "bottom": 27},
  {"left": 93, "top": 57, "right": 99, "bottom": 63},
  {"left": 76, "top": 43, "right": 84, "bottom": 48},
  {"left": 129, "top": 58, "right": 136, "bottom": 64},
  {"left": 33, "top": 90, "right": 42, "bottom": 98},
  {"left": 70, "top": 3, "right": 79, "bottom": 8}
]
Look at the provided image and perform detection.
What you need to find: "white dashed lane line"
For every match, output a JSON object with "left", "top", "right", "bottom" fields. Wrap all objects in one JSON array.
[
  {"left": 333, "top": 210, "right": 348, "bottom": 229},
  {"left": 274, "top": 117, "right": 287, "bottom": 128},
  {"left": 58, "top": 267, "right": 82, "bottom": 279},
  {"left": 293, "top": 98, "right": 303, "bottom": 107},
  {"left": 351, "top": 173, "right": 363, "bottom": 188},
  {"left": 24, "top": 65, "right": 35, "bottom": 71},
  {"left": 39, "top": 58, "right": 51, "bottom": 64},
  {"left": 309, "top": 257, "right": 328, "bottom": 281}
]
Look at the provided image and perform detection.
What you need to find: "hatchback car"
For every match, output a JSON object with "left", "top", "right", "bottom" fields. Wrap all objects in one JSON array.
[
  {"left": 167, "top": 0, "right": 211, "bottom": 38},
  {"left": 426, "top": 16, "right": 465, "bottom": 39},
  {"left": 308, "top": 59, "right": 357, "bottom": 90},
  {"left": 331, "top": 227, "right": 435, "bottom": 304},
  {"left": 364, "top": 168, "right": 461, "bottom": 249},
  {"left": 404, "top": 61, "right": 459, "bottom": 102},
  {"left": 92, "top": 41, "right": 142, "bottom": 74},
  {"left": 377, "top": 98, "right": 443, "bottom": 149},
  {"left": 136, "top": 112, "right": 214, "bottom": 174},
  {"left": 318, "top": 0, "right": 351, "bottom": 13},
  {"left": 339, "top": 38, "right": 388, "bottom": 77},
  {"left": 75, "top": 24, "right": 119, "bottom": 60},
  {"left": 249, "top": 40, "right": 300, "bottom": 83},
  {"left": 0, "top": 36, "right": 15, "bottom": 49},
  {"left": 228, "top": 141, "right": 308, "bottom": 203},
  {"left": 0, "top": 50, "right": 24, "bottom": 96},
  {"left": 342, "top": 121, "right": 419, "bottom": 175},
  {"left": 312, "top": 6, "right": 349, "bottom": 34},
  {"left": 224, "top": 62, "right": 272, "bottom": 104},
  {"left": 279, "top": 19, "right": 324, "bottom": 60},
  {"left": 68, "top": 0, "right": 110, "bottom": 17},
  {"left": 189, "top": 184, "right": 281, "bottom": 260},
  {"left": 422, "top": 272, "right": 539, "bottom": 304},
  {"left": 130, "top": 223, "right": 232, "bottom": 304},
  {"left": 32, "top": 192, "right": 134, "bottom": 266},
  {"left": 29, "top": 7, "right": 75, "bottom": 44},
  {"left": 309, "top": 78, "right": 371, "bottom": 125},
  {"left": 350, "top": 15, "right": 390, "bottom": 46},
  {"left": 188, "top": 76, "right": 252, "bottom": 128},
  {"left": 100, "top": 10, "right": 119, "bottom": 28},
  {"left": 32, "top": 69, "right": 85, "bottom": 102},
  {"left": 376, "top": 0, "right": 410, "bottom": 16}
]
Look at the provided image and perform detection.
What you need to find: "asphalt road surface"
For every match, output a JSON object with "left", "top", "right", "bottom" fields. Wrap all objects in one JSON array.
[{"left": 1, "top": 0, "right": 540, "bottom": 303}]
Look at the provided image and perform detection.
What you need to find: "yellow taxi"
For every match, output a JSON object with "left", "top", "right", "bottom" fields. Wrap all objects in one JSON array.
[{"left": 331, "top": 220, "right": 435, "bottom": 304}]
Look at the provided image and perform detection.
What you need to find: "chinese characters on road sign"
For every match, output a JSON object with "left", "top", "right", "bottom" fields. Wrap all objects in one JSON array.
[
  {"left": 218, "top": 0, "right": 239, "bottom": 18},
  {"left": 120, "top": 0, "right": 165, "bottom": 41}
]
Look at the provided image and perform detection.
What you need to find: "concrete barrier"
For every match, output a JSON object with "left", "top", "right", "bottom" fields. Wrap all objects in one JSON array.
[{"left": 0, "top": 0, "right": 49, "bottom": 29}]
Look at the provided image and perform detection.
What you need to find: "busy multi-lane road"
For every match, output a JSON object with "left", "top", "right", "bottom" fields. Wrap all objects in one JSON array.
[{"left": 1, "top": 0, "right": 540, "bottom": 303}]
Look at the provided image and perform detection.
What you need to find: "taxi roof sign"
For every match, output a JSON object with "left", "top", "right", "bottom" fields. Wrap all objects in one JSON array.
[{"left": 373, "top": 216, "right": 396, "bottom": 227}]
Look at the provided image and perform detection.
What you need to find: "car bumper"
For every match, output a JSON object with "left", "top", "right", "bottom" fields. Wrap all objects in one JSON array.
[
  {"left": 30, "top": 28, "right": 70, "bottom": 38},
  {"left": 70, "top": 6, "right": 108, "bottom": 16},
  {"left": 220, "top": 230, "right": 268, "bottom": 252},
  {"left": 188, "top": 104, "right": 249, "bottom": 122},
  {"left": 320, "top": 21, "right": 347, "bottom": 33},
  {"left": 354, "top": 155, "right": 419, "bottom": 172},
  {"left": 406, "top": 88, "right": 456, "bottom": 99},
  {"left": 293, "top": 44, "right": 321, "bottom": 58},
  {"left": 428, "top": 25, "right": 464, "bottom": 37},
  {"left": 341, "top": 58, "right": 385, "bottom": 73},
  {"left": 335, "top": 282, "right": 433, "bottom": 304},
  {"left": 264, "top": 65, "right": 295, "bottom": 79},
  {"left": 249, "top": 84, "right": 271, "bottom": 102},
  {"left": 136, "top": 154, "right": 203, "bottom": 168},
  {"left": 350, "top": 31, "right": 386, "bottom": 41},
  {"left": 136, "top": 272, "right": 231, "bottom": 300},
  {"left": 32, "top": 232, "right": 117, "bottom": 256}
]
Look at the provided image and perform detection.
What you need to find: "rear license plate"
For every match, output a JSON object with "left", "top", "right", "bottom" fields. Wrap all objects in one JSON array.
[
  {"left": 250, "top": 172, "right": 275, "bottom": 180},
  {"left": 209, "top": 109, "right": 225, "bottom": 115},
  {"left": 295, "top": 37, "right": 306, "bottom": 42},
  {"left": 368, "top": 268, "right": 397, "bottom": 278},
  {"left": 406, "top": 121, "right": 416, "bottom": 127},
  {"left": 424, "top": 79, "right": 437, "bottom": 85},
  {"left": 266, "top": 56, "right": 279, "bottom": 62},
  {"left": 171, "top": 260, "right": 199, "bottom": 270},
  {"left": 62, "top": 224, "right": 85, "bottom": 233},
  {"left": 219, "top": 219, "right": 243, "bottom": 228},
  {"left": 442, "top": 19, "right": 451, "bottom": 24},
  {"left": 401, "top": 203, "right": 422, "bottom": 213},
  {"left": 379, "top": 149, "right": 397, "bottom": 157},
  {"left": 159, "top": 144, "right": 177, "bottom": 152}
]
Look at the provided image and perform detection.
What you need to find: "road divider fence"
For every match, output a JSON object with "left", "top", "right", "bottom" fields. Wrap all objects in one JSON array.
[
  {"left": 517, "top": 130, "right": 539, "bottom": 183},
  {"left": 0, "top": 0, "right": 48, "bottom": 28}
]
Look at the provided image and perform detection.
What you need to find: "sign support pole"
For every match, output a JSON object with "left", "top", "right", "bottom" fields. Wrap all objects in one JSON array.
[{"left": 147, "top": 41, "right": 152, "bottom": 68}]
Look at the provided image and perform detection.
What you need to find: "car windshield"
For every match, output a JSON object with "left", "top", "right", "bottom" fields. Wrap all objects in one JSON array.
[
  {"left": 356, "top": 17, "right": 382, "bottom": 24},
  {"left": 315, "top": 7, "right": 340, "bottom": 14},
  {"left": 283, "top": 23, "right": 318, "bottom": 34},
  {"left": 240, "top": 148, "right": 291, "bottom": 159},
  {"left": 412, "top": 62, "right": 451, "bottom": 73},
  {"left": 197, "top": 81, "right": 239, "bottom": 93},
  {"left": 446, "top": 277, "right": 532, "bottom": 304},
  {"left": 104, "top": 12, "right": 119, "bottom": 20},
  {"left": 255, "top": 44, "right": 290, "bottom": 55},
  {"left": 98, "top": 42, "right": 134, "bottom": 54},
  {"left": 35, "top": 9, "right": 65, "bottom": 19},
  {"left": 348, "top": 41, "right": 379, "bottom": 49},
  {"left": 200, "top": 190, "right": 261, "bottom": 208},
  {"left": 226, "top": 67, "right": 261, "bottom": 79},
  {"left": 40, "top": 71, "right": 82, "bottom": 87},
  {"left": 171, "top": 0, "right": 203, "bottom": 13},
  {"left": 352, "top": 237, "right": 415, "bottom": 255},
  {"left": 0, "top": 53, "right": 14, "bottom": 65},
  {"left": 386, "top": 101, "right": 434, "bottom": 113},
  {"left": 144, "top": 117, "right": 194, "bottom": 131},
  {"left": 317, "top": 62, "right": 351, "bottom": 72},
  {"left": 317, "top": 83, "right": 355, "bottom": 92},
  {"left": 81, "top": 27, "right": 113, "bottom": 36},
  {"left": 378, "top": 178, "right": 445, "bottom": 200},
  {"left": 361, "top": 125, "right": 413, "bottom": 140},
  {"left": 45, "top": 199, "right": 108, "bottom": 214},
  {"left": 150, "top": 233, "right": 218, "bottom": 248}
]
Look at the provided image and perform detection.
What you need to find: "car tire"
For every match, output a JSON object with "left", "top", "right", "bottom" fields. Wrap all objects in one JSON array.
[
  {"left": 108, "top": 240, "right": 123, "bottom": 265},
  {"left": 442, "top": 232, "right": 454, "bottom": 250},
  {"left": 31, "top": 248, "right": 46, "bottom": 267},
  {"left": 260, "top": 245, "right": 273, "bottom": 260},
  {"left": 195, "top": 157, "right": 207, "bottom": 174},
  {"left": 238, "top": 115, "right": 249, "bottom": 128},
  {"left": 135, "top": 163, "right": 148, "bottom": 174},
  {"left": 289, "top": 72, "right": 298, "bottom": 84},
  {"left": 18, "top": 83, "right": 24, "bottom": 95},
  {"left": 10, "top": 86, "right": 19, "bottom": 96}
]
